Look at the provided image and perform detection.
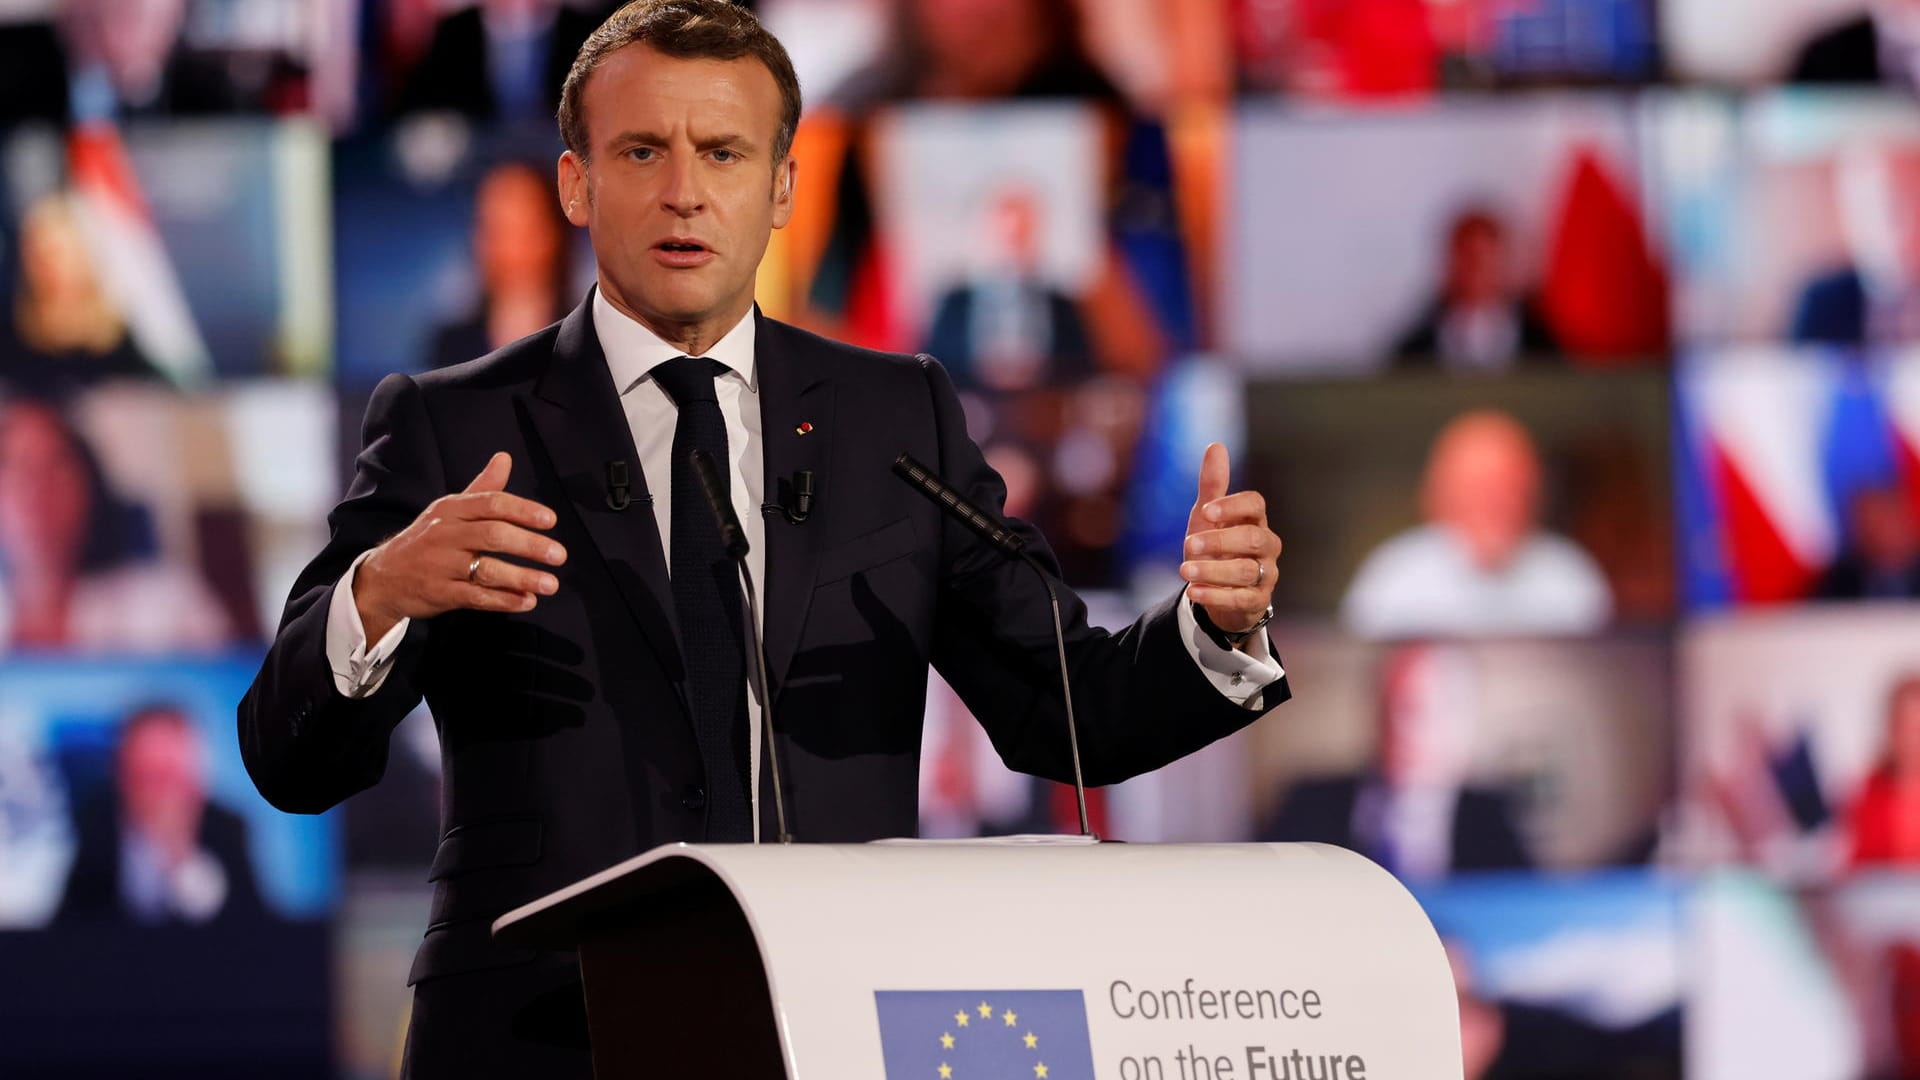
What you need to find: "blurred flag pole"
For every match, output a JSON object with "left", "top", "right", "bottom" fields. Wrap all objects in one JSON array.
[{"left": 65, "top": 122, "right": 212, "bottom": 386}]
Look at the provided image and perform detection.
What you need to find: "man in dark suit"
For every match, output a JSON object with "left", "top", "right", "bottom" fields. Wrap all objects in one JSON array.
[
  {"left": 59, "top": 704, "right": 265, "bottom": 926},
  {"left": 1261, "top": 643, "right": 1528, "bottom": 879},
  {"left": 395, "top": 0, "right": 612, "bottom": 124},
  {"left": 240, "top": 3, "right": 1289, "bottom": 1076}
]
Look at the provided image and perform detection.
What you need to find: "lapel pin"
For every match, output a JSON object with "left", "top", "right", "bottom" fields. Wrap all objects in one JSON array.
[{"left": 795, "top": 421, "right": 815, "bottom": 435}]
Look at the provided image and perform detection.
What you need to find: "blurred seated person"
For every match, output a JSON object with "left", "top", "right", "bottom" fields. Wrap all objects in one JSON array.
[
  {"left": 1790, "top": 141, "right": 1920, "bottom": 348},
  {"left": 1393, "top": 207, "right": 1559, "bottom": 373},
  {"left": 1817, "top": 485, "right": 1920, "bottom": 600},
  {"left": 2, "top": 194, "right": 165, "bottom": 394},
  {"left": 59, "top": 0, "right": 305, "bottom": 116},
  {"left": 1261, "top": 643, "right": 1532, "bottom": 879},
  {"left": 830, "top": 0, "right": 1120, "bottom": 109},
  {"left": 1846, "top": 674, "right": 1920, "bottom": 868},
  {"left": 56, "top": 704, "right": 263, "bottom": 926},
  {"left": 1341, "top": 410, "right": 1612, "bottom": 638},
  {"left": 397, "top": 0, "right": 611, "bottom": 124},
  {"left": 425, "top": 161, "right": 576, "bottom": 371},
  {"left": 0, "top": 396, "right": 231, "bottom": 652},
  {"left": 922, "top": 185, "right": 1095, "bottom": 393}
]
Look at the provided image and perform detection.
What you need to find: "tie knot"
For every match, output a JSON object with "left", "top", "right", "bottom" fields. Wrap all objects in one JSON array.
[{"left": 654, "top": 355, "right": 727, "bottom": 407}]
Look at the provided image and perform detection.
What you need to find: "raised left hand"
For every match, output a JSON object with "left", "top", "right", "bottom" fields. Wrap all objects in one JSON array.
[{"left": 1181, "top": 443, "right": 1281, "bottom": 648}]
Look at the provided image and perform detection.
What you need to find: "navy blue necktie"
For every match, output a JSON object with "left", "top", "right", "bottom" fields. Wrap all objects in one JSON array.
[{"left": 653, "top": 356, "right": 752, "bottom": 841}]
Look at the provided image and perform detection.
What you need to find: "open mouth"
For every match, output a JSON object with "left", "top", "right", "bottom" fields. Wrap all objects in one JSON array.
[{"left": 653, "top": 240, "right": 716, "bottom": 268}]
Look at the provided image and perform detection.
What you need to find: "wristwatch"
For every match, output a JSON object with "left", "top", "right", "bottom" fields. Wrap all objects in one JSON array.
[{"left": 1194, "top": 601, "right": 1274, "bottom": 650}]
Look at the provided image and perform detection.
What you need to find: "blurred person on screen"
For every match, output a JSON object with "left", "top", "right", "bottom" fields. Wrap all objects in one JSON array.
[
  {"left": 1392, "top": 207, "right": 1559, "bottom": 373},
  {"left": 56, "top": 704, "right": 264, "bottom": 926},
  {"left": 1817, "top": 485, "right": 1920, "bottom": 600},
  {"left": 1790, "top": 141, "right": 1920, "bottom": 348},
  {"left": 0, "top": 396, "right": 230, "bottom": 652},
  {"left": 829, "top": 0, "right": 1120, "bottom": 109},
  {"left": 1340, "top": 410, "right": 1611, "bottom": 638},
  {"left": 922, "top": 184, "right": 1095, "bottom": 392},
  {"left": 1846, "top": 674, "right": 1920, "bottom": 868},
  {"left": 1443, "top": 935, "right": 1677, "bottom": 1080},
  {"left": 396, "top": 0, "right": 613, "bottom": 124},
  {"left": 1260, "top": 642, "right": 1532, "bottom": 879},
  {"left": 1, "top": 193, "right": 164, "bottom": 395},
  {"left": 58, "top": 0, "right": 305, "bottom": 116},
  {"left": 426, "top": 161, "right": 577, "bottom": 371}
]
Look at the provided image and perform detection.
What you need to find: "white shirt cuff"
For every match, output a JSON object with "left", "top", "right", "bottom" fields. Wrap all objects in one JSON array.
[
  {"left": 1178, "top": 588, "right": 1284, "bottom": 710},
  {"left": 326, "top": 550, "right": 410, "bottom": 699}
]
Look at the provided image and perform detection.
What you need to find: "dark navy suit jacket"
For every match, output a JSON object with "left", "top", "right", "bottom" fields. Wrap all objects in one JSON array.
[{"left": 238, "top": 294, "right": 1285, "bottom": 1074}]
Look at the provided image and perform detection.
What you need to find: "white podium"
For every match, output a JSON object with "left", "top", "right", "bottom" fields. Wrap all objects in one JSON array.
[{"left": 495, "top": 839, "right": 1462, "bottom": 1080}]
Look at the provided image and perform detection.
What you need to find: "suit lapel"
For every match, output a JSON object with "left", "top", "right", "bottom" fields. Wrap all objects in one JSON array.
[
  {"left": 524, "top": 294, "right": 687, "bottom": 699},
  {"left": 755, "top": 313, "right": 835, "bottom": 701}
]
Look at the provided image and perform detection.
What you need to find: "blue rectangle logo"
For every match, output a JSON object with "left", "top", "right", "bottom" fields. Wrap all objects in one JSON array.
[{"left": 876, "top": 990, "right": 1095, "bottom": 1079}]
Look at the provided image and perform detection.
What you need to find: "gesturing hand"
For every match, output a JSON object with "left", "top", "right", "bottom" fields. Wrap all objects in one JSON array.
[
  {"left": 1181, "top": 443, "right": 1281, "bottom": 650},
  {"left": 354, "top": 452, "right": 568, "bottom": 642}
]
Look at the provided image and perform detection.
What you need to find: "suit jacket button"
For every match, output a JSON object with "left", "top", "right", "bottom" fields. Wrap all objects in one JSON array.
[{"left": 681, "top": 786, "right": 706, "bottom": 811}]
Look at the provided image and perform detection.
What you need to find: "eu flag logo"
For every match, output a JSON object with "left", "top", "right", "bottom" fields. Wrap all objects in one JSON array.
[{"left": 875, "top": 990, "right": 1096, "bottom": 1079}]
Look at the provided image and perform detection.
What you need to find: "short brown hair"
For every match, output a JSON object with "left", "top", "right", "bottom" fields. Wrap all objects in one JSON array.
[{"left": 558, "top": 0, "right": 803, "bottom": 167}]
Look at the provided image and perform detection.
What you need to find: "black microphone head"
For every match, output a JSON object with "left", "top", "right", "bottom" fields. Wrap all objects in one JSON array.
[
  {"left": 891, "top": 451, "right": 1024, "bottom": 555},
  {"left": 689, "top": 449, "right": 749, "bottom": 559}
]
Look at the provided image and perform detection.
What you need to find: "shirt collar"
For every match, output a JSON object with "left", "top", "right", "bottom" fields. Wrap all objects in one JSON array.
[{"left": 592, "top": 286, "right": 757, "bottom": 397}]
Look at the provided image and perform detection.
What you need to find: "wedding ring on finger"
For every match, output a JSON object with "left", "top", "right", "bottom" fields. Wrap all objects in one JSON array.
[
  {"left": 1254, "top": 560, "right": 1266, "bottom": 588},
  {"left": 468, "top": 556, "right": 484, "bottom": 584}
]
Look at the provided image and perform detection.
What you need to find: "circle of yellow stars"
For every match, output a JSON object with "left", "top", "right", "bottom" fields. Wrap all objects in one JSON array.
[{"left": 935, "top": 999, "right": 1048, "bottom": 1078}]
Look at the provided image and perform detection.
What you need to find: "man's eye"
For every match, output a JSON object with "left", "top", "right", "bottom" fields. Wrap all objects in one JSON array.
[
  {"left": 711, "top": 149, "right": 736, "bottom": 163},
  {"left": 628, "top": 147, "right": 656, "bottom": 161}
]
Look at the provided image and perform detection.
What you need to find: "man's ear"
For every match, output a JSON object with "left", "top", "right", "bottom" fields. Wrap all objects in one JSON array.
[
  {"left": 558, "top": 151, "right": 590, "bottom": 227},
  {"left": 771, "top": 155, "right": 797, "bottom": 229}
]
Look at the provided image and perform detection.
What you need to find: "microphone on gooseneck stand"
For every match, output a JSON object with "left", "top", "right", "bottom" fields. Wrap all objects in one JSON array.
[
  {"left": 891, "top": 452, "right": 1093, "bottom": 839},
  {"left": 689, "top": 448, "right": 793, "bottom": 844}
]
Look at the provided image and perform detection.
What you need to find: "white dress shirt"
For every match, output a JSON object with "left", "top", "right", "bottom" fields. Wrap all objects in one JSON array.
[
  {"left": 1340, "top": 523, "right": 1612, "bottom": 639},
  {"left": 325, "top": 290, "right": 1281, "bottom": 835}
]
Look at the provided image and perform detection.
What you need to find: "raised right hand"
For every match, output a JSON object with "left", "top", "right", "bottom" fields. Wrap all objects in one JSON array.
[{"left": 354, "top": 452, "right": 568, "bottom": 642}]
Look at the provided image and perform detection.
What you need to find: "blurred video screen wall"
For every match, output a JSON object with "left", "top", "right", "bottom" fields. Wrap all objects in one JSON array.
[{"left": 3, "top": 1, "right": 1920, "bottom": 1078}]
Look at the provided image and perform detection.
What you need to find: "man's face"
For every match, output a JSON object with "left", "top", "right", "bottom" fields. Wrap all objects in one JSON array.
[
  {"left": 475, "top": 166, "right": 564, "bottom": 295},
  {"left": 1447, "top": 223, "right": 1509, "bottom": 307},
  {"left": 0, "top": 404, "right": 92, "bottom": 577},
  {"left": 119, "top": 715, "right": 207, "bottom": 863},
  {"left": 1424, "top": 415, "right": 1541, "bottom": 571},
  {"left": 559, "top": 45, "right": 794, "bottom": 339}
]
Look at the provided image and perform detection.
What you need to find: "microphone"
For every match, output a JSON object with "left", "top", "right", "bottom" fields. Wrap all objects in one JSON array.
[
  {"left": 760, "top": 469, "right": 816, "bottom": 525},
  {"left": 688, "top": 448, "right": 792, "bottom": 844},
  {"left": 606, "top": 460, "right": 633, "bottom": 511},
  {"left": 689, "top": 450, "right": 748, "bottom": 560},
  {"left": 890, "top": 452, "right": 1092, "bottom": 839},
  {"left": 791, "top": 470, "right": 815, "bottom": 522},
  {"left": 891, "top": 453, "right": 1025, "bottom": 555}
]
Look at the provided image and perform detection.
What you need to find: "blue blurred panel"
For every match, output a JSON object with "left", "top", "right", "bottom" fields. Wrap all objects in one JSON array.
[
  {"left": 0, "top": 652, "right": 336, "bottom": 924},
  {"left": 332, "top": 133, "right": 477, "bottom": 387},
  {"left": 1413, "top": 870, "right": 1684, "bottom": 1078},
  {"left": 1491, "top": 0, "right": 1660, "bottom": 82},
  {"left": 128, "top": 123, "right": 281, "bottom": 377}
]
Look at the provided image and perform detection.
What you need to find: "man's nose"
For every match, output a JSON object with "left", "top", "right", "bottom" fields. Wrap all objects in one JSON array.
[{"left": 661, "top": 156, "right": 705, "bottom": 216}]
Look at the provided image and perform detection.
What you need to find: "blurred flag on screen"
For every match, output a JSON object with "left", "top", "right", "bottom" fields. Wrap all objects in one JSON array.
[
  {"left": 1540, "top": 149, "right": 1669, "bottom": 360},
  {"left": 1677, "top": 350, "right": 1839, "bottom": 605},
  {"left": 1886, "top": 353, "right": 1920, "bottom": 522},
  {"left": 65, "top": 124, "right": 210, "bottom": 384}
]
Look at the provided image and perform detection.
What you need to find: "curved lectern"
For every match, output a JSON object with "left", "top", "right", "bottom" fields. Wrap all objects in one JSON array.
[{"left": 494, "top": 839, "right": 1462, "bottom": 1080}]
